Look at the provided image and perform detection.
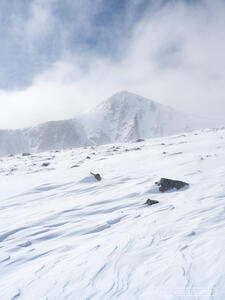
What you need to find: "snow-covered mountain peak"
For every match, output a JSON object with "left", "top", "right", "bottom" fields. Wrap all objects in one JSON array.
[
  {"left": 82, "top": 91, "right": 198, "bottom": 144},
  {"left": 96, "top": 90, "right": 155, "bottom": 112},
  {"left": 0, "top": 91, "right": 223, "bottom": 156}
]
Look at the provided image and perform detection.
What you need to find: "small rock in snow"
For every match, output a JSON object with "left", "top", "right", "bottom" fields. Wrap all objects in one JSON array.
[
  {"left": 145, "top": 199, "right": 159, "bottom": 206},
  {"left": 90, "top": 172, "right": 102, "bottom": 181},
  {"left": 22, "top": 152, "right": 31, "bottom": 156}
]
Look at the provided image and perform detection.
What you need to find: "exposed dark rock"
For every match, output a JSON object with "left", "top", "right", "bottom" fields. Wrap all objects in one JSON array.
[
  {"left": 22, "top": 153, "right": 31, "bottom": 156},
  {"left": 71, "top": 164, "right": 79, "bottom": 168},
  {"left": 90, "top": 172, "right": 101, "bottom": 181},
  {"left": 42, "top": 162, "right": 50, "bottom": 167},
  {"left": 86, "top": 156, "right": 91, "bottom": 159},
  {"left": 136, "top": 139, "right": 145, "bottom": 142},
  {"left": 8, "top": 154, "right": 14, "bottom": 157},
  {"left": 145, "top": 199, "right": 159, "bottom": 206},
  {"left": 162, "top": 152, "right": 167, "bottom": 155},
  {"left": 156, "top": 178, "right": 189, "bottom": 192}
]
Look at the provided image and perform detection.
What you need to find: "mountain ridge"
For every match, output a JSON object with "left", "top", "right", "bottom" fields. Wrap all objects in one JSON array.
[{"left": 0, "top": 91, "right": 222, "bottom": 156}]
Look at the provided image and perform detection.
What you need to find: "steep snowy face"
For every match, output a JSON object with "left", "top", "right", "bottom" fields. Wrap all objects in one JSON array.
[
  {"left": 24, "top": 119, "right": 90, "bottom": 152},
  {"left": 81, "top": 91, "right": 201, "bottom": 144}
]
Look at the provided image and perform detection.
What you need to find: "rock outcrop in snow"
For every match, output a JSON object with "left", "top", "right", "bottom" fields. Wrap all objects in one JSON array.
[{"left": 0, "top": 91, "right": 221, "bottom": 156}]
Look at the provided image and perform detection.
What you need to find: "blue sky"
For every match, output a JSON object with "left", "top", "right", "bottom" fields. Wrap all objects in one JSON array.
[
  {"left": 0, "top": 0, "right": 152, "bottom": 90},
  {"left": 0, "top": 0, "right": 225, "bottom": 128}
]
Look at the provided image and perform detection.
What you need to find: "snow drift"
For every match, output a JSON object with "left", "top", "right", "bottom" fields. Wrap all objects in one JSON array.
[{"left": 1, "top": 128, "right": 225, "bottom": 299}]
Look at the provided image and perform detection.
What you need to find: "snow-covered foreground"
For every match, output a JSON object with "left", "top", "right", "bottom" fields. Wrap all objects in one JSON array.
[{"left": 1, "top": 128, "right": 225, "bottom": 300}]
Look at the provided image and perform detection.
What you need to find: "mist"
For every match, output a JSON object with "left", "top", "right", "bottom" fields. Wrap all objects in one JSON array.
[{"left": 1, "top": 0, "right": 225, "bottom": 129}]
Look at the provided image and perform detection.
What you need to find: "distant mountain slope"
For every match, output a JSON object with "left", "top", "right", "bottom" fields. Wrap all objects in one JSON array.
[
  {"left": 0, "top": 130, "right": 29, "bottom": 156},
  {"left": 80, "top": 91, "right": 219, "bottom": 144},
  {"left": 0, "top": 120, "right": 90, "bottom": 156},
  {"left": 0, "top": 91, "right": 222, "bottom": 156},
  {"left": 24, "top": 119, "right": 90, "bottom": 153}
]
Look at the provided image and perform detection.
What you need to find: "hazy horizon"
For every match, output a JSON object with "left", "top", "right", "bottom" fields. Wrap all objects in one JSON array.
[{"left": 1, "top": 90, "right": 225, "bottom": 130}]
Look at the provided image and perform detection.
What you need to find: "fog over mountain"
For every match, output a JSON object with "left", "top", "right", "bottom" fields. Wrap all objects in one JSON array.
[
  {"left": 0, "top": 91, "right": 221, "bottom": 156},
  {"left": 1, "top": 1, "right": 225, "bottom": 129}
]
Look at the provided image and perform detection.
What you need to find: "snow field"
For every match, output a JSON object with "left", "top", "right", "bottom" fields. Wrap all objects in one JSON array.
[{"left": 1, "top": 128, "right": 225, "bottom": 299}]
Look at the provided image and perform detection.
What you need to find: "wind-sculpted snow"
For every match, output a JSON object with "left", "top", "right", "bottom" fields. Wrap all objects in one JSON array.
[{"left": 1, "top": 129, "right": 225, "bottom": 299}]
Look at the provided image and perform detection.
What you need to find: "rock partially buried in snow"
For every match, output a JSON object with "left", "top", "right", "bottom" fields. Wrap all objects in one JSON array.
[
  {"left": 145, "top": 199, "right": 159, "bottom": 206},
  {"left": 90, "top": 172, "right": 102, "bottom": 181},
  {"left": 22, "top": 152, "right": 31, "bottom": 156},
  {"left": 156, "top": 178, "right": 189, "bottom": 192}
]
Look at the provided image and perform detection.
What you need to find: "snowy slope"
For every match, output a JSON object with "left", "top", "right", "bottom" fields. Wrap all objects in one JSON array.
[
  {"left": 0, "top": 91, "right": 222, "bottom": 156},
  {"left": 1, "top": 128, "right": 225, "bottom": 299}
]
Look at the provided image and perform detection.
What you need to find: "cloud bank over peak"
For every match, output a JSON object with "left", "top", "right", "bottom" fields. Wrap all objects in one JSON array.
[{"left": 0, "top": 0, "right": 225, "bottom": 129}]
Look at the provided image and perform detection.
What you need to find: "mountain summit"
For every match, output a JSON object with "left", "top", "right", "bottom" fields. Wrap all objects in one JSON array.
[
  {"left": 81, "top": 91, "right": 208, "bottom": 144},
  {"left": 0, "top": 91, "right": 221, "bottom": 156}
]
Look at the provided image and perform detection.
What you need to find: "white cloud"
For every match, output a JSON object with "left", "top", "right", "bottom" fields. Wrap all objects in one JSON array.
[
  {"left": 25, "top": 1, "right": 54, "bottom": 41},
  {"left": 1, "top": 0, "right": 225, "bottom": 129}
]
